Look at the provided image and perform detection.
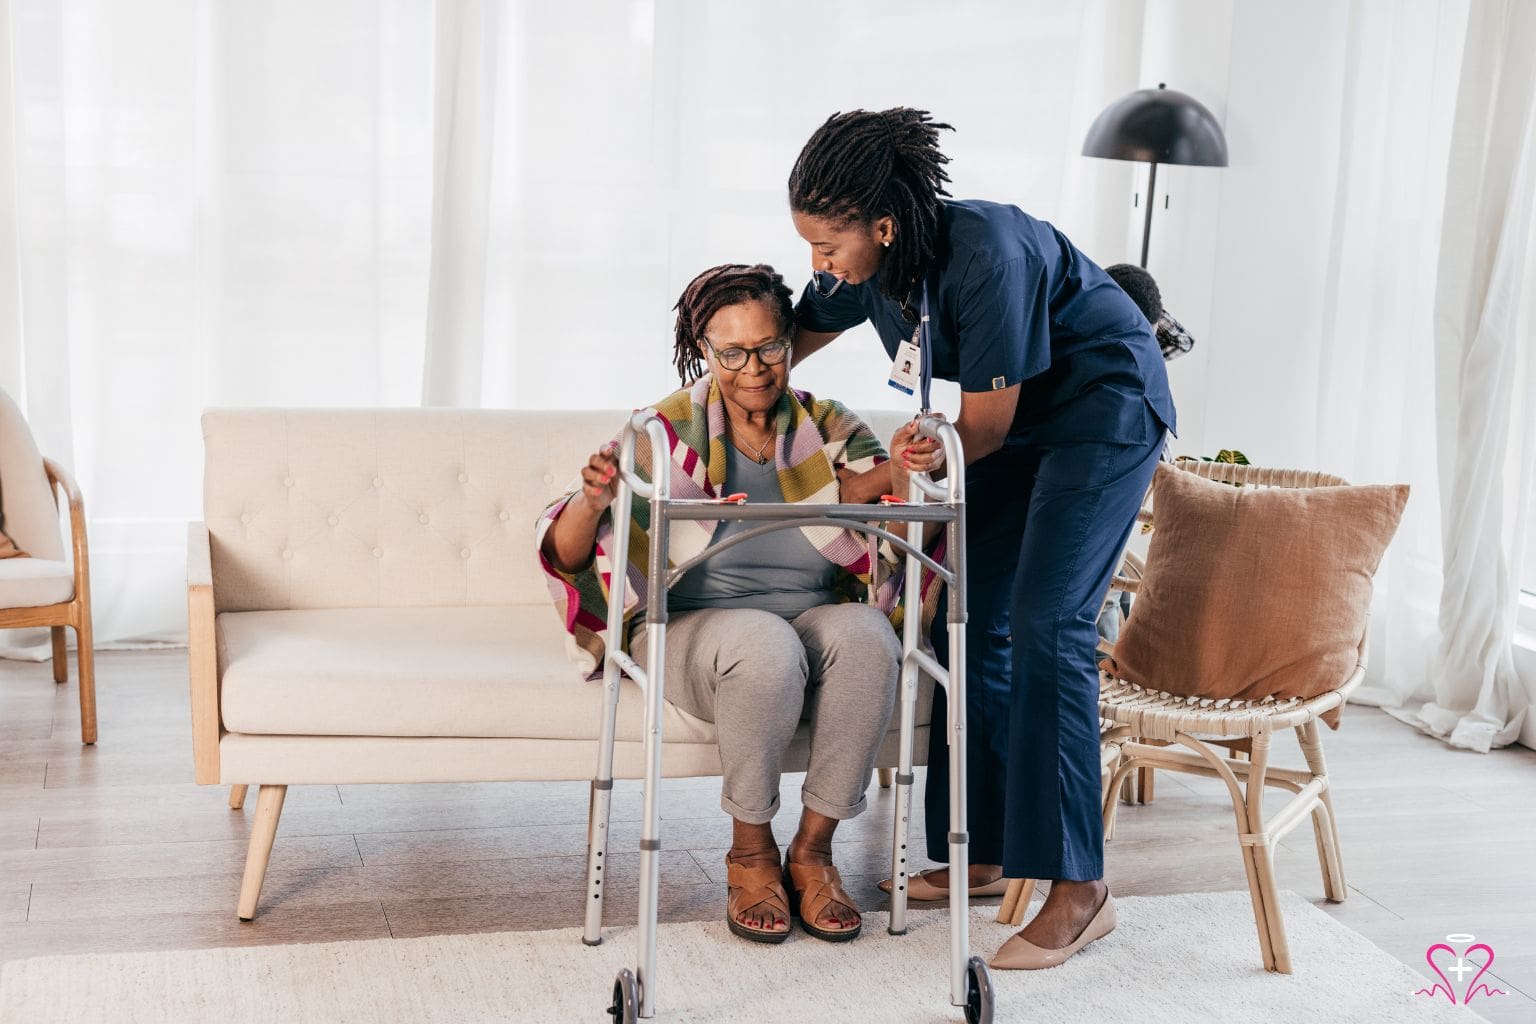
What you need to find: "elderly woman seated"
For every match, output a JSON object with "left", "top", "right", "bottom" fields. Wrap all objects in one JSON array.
[{"left": 536, "top": 264, "right": 940, "bottom": 944}]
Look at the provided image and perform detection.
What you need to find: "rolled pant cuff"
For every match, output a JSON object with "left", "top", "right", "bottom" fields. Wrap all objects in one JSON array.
[
  {"left": 800, "top": 788, "right": 866, "bottom": 821},
  {"left": 721, "top": 791, "right": 780, "bottom": 825}
]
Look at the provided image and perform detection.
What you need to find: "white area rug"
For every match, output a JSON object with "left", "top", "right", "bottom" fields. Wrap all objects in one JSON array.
[{"left": 0, "top": 891, "right": 1491, "bottom": 1023}]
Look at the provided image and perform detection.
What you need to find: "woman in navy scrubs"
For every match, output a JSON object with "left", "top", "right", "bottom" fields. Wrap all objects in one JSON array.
[{"left": 788, "top": 108, "right": 1175, "bottom": 970}]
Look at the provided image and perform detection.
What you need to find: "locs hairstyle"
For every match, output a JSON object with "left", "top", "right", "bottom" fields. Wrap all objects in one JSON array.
[
  {"left": 671, "top": 264, "right": 794, "bottom": 385},
  {"left": 788, "top": 107, "right": 954, "bottom": 307}
]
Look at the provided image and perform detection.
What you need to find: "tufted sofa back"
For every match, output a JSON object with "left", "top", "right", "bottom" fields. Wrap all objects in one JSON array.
[{"left": 203, "top": 407, "right": 913, "bottom": 613}]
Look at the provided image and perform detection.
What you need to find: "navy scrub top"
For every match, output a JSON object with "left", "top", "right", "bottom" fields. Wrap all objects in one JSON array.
[{"left": 794, "top": 199, "right": 1176, "bottom": 447}]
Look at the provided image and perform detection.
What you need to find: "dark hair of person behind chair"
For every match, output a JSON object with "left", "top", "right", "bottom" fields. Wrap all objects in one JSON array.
[{"left": 1104, "top": 263, "right": 1163, "bottom": 324}]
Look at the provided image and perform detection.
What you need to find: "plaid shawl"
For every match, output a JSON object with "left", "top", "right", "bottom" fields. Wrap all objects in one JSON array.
[{"left": 535, "top": 375, "right": 944, "bottom": 678}]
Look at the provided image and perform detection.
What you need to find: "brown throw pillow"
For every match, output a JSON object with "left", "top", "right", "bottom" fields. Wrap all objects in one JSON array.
[{"left": 1103, "top": 464, "right": 1408, "bottom": 729}]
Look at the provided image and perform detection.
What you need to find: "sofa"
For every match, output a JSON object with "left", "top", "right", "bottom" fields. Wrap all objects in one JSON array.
[{"left": 187, "top": 406, "right": 931, "bottom": 919}]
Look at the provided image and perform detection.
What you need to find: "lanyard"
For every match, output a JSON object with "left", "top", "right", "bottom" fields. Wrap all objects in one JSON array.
[{"left": 918, "top": 281, "right": 932, "bottom": 414}]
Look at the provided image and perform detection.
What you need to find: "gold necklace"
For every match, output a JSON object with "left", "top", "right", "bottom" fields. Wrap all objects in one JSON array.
[{"left": 739, "top": 433, "right": 772, "bottom": 465}]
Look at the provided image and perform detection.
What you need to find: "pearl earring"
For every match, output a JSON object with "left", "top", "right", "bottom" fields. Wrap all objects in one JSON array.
[{"left": 882, "top": 240, "right": 891, "bottom": 248}]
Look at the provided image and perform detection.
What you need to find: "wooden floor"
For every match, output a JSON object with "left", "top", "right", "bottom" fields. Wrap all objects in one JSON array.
[{"left": 1, "top": 649, "right": 1533, "bottom": 1021}]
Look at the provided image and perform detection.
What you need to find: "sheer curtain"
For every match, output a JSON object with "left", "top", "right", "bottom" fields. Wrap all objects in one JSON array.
[
  {"left": 1, "top": 0, "right": 1142, "bottom": 648},
  {"left": 1317, "top": 0, "right": 1535, "bottom": 751},
  {"left": 1416, "top": 0, "right": 1536, "bottom": 751},
  {"left": 424, "top": 0, "right": 1146, "bottom": 417},
  {"left": 2, "top": 0, "right": 434, "bottom": 649}
]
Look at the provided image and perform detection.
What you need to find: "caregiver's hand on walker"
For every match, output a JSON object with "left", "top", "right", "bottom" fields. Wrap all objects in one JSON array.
[{"left": 888, "top": 416, "right": 945, "bottom": 496}]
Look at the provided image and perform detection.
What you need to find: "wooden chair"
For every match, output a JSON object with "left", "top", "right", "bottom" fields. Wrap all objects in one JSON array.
[
  {"left": 1097, "top": 461, "right": 1360, "bottom": 974},
  {"left": 0, "top": 389, "right": 96, "bottom": 744}
]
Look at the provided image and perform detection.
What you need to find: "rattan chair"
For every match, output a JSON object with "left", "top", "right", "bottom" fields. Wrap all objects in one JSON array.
[{"left": 1097, "top": 460, "right": 1361, "bottom": 973}]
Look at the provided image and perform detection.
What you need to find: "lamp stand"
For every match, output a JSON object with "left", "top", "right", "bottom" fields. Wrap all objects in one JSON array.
[{"left": 1139, "top": 160, "right": 1158, "bottom": 268}]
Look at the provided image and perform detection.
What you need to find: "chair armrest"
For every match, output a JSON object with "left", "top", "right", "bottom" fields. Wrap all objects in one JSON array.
[
  {"left": 43, "top": 458, "right": 91, "bottom": 587},
  {"left": 188, "top": 522, "right": 221, "bottom": 784}
]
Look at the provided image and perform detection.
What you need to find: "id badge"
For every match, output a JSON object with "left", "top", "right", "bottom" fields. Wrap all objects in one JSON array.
[{"left": 888, "top": 338, "right": 922, "bottom": 396}]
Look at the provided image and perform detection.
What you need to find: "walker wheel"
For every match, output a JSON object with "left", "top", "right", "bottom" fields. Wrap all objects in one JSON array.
[
  {"left": 607, "top": 968, "right": 638, "bottom": 1024},
  {"left": 964, "top": 956, "right": 994, "bottom": 1024}
]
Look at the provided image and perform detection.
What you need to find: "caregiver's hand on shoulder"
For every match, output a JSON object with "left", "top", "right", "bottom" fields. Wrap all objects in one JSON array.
[{"left": 577, "top": 449, "right": 621, "bottom": 514}]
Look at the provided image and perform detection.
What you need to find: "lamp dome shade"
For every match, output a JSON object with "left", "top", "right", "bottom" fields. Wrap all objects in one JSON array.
[{"left": 1082, "top": 84, "right": 1228, "bottom": 167}]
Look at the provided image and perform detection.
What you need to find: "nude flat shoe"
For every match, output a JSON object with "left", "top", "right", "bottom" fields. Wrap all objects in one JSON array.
[
  {"left": 988, "top": 889, "right": 1116, "bottom": 970},
  {"left": 877, "top": 871, "right": 1011, "bottom": 901}
]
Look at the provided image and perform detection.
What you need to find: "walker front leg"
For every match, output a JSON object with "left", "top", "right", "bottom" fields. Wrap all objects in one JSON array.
[
  {"left": 635, "top": 439, "right": 670, "bottom": 1020},
  {"left": 582, "top": 718, "right": 619, "bottom": 944},
  {"left": 889, "top": 656, "right": 919, "bottom": 935},
  {"left": 889, "top": 488, "right": 926, "bottom": 936},
  {"left": 946, "top": 620, "right": 971, "bottom": 1006},
  {"left": 585, "top": 430, "right": 640, "bottom": 947}
]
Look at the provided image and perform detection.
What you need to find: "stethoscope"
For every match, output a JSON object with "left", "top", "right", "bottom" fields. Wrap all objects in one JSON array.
[{"left": 811, "top": 270, "right": 934, "bottom": 415}]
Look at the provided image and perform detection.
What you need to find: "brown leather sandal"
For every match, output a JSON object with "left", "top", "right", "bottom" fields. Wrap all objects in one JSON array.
[
  {"left": 783, "top": 860, "right": 862, "bottom": 942},
  {"left": 725, "top": 857, "right": 791, "bottom": 944}
]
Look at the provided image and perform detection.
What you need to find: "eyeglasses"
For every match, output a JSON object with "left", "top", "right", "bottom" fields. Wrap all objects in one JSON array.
[
  {"left": 810, "top": 270, "right": 844, "bottom": 298},
  {"left": 702, "top": 338, "right": 790, "bottom": 371}
]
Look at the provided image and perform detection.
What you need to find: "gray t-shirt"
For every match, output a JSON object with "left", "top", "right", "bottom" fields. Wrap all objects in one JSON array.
[{"left": 667, "top": 444, "right": 841, "bottom": 619}]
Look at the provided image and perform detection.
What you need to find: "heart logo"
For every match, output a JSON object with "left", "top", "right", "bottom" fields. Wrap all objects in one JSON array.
[
  {"left": 1415, "top": 935, "right": 1509, "bottom": 1005},
  {"left": 1418, "top": 943, "right": 1458, "bottom": 1004},
  {"left": 1461, "top": 943, "right": 1504, "bottom": 1004}
]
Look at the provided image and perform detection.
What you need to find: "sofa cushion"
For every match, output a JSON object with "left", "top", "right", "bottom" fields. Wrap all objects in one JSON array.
[
  {"left": 0, "top": 387, "right": 66, "bottom": 563},
  {"left": 217, "top": 604, "right": 932, "bottom": 742},
  {"left": 0, "top": 558, "right": 73, "bottom": 608}
]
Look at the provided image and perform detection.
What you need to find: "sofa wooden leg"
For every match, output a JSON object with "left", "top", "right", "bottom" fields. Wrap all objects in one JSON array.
[
  {"left": 877, "top": 767, "right": 894, "bottom": 789},
  {"left": 238, "top": 785, "right": 287, "bottom": 921},
  {"left": 229, "top": 785, "right": 249, "bottom": 810},
  {"left": 73, "top": 620, "right": 97, "bottom": 745},
  {"left": 51, "top": 626, "right": 67, "bottom": 683}
]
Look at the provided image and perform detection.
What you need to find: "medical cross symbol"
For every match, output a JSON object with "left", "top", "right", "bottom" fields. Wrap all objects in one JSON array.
[{"left": 1445, "top": 933, "right": 1478, "bottom": 983}]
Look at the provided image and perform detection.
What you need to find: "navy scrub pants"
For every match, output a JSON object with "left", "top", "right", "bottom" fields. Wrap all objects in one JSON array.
[{"left": 924, "top": 422, "right": 1164, "bottom": 881}]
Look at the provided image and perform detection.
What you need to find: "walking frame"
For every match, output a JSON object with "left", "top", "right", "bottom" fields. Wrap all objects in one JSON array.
[{"left": 583, "top": 411, "right": 995, "bottom": 1024}]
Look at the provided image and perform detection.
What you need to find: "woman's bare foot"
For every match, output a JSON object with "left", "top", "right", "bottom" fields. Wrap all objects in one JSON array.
[
  {"left": 786, "top": 808, "right": 859, "bottom": 932},
  {"left": 1018, "top": 879, "right": 1108, "bottom": 949}
]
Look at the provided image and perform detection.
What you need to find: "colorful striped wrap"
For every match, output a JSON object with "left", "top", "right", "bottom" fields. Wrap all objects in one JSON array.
[{"left": 535, "top": 375, "right": 946, "bottom": 678}]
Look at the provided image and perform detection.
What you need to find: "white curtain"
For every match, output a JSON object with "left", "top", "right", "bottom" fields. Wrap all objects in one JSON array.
[
  {"left": 1416, "top": 0, "right": 1536, "bottom": 751},
  {"left": 1, "top": 0, "right": 1142, "bottom": 648},
  {"left": 1318, "top": 0, "right": 1536, "bottom": 751},
  {"left": 1, "top": 0, "right": 434, "bottom": 649},
  {"left": 426, "top": 0, "right": 1145, "bottom": 417}
]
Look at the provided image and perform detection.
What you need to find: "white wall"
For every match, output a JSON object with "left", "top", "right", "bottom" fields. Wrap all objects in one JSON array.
[{"left": 1133, "top": 1, "right": 1349, "bottom": 469}]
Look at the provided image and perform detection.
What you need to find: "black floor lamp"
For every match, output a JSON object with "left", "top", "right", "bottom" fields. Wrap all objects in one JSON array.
[{"left": 1082, "top": 83, "right": 1229, "bottom": 267}]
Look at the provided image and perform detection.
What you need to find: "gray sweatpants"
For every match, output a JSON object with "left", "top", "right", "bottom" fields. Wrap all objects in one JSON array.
[{"left": 631, "top": 602, "right": 901, "bottom": 824}]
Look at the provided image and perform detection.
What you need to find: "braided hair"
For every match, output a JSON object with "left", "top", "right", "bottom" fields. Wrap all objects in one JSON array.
[
  {"left": 671, "top": 264, "right": 794, "bottom": 385},
  {"left": 788, "top": 107, "right": 953, "bottom": 305}
]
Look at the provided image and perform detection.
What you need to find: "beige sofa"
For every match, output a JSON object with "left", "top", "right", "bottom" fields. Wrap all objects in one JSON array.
[{"left": 188, "top": 406, "right": 930, "bottom": 919}]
